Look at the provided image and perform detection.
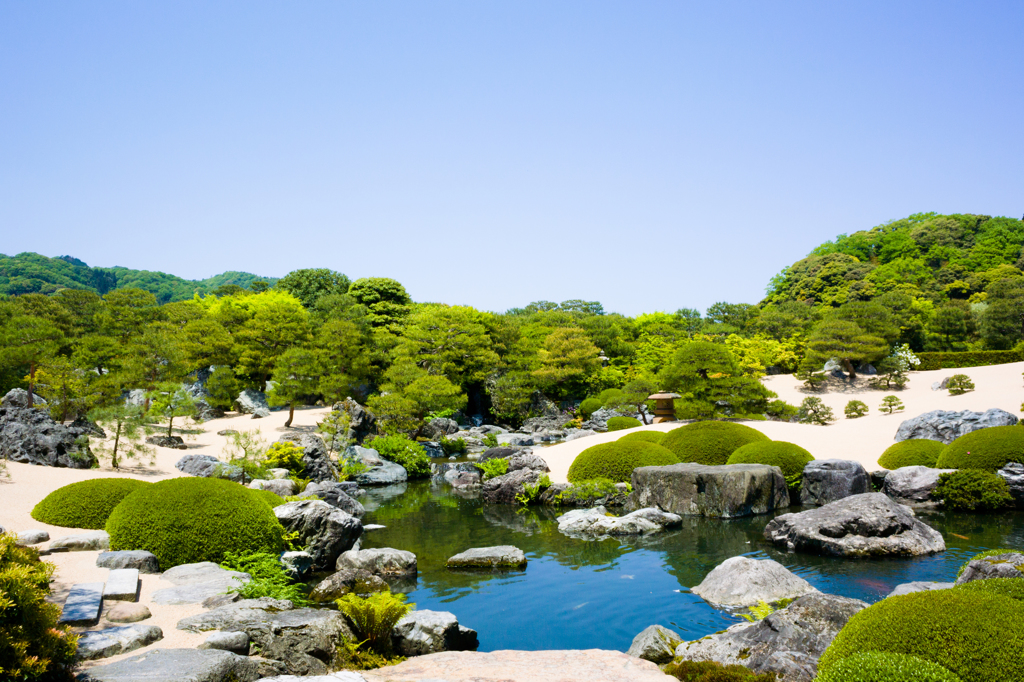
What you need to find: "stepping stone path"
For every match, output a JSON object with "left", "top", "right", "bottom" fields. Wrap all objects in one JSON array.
[
  {"left": 105, "top": 602, "right": 152, "bottom": 623},
  {"left": 97, "top": 550, "right": 160, "bottom": 573},
  {"left": 104, "top": 568, "right": 140, "bottom": 602},
  {"left": 151, "top": 562, "right": 250, "bottom": 605},
  {"left": 59, "top": 582, "right": 104, "bottom": 625},
  {"left": 76, "top": 624, "right": 163, "bottom": 660},
  {"left": 16, "top": 529, "right": 49, "bottom": 545},
  {"left": 446, "top": 546, "right": 526, "bottom": 569},
  {"left": 49, "top": 530, "right": 110, "bottom": 552}
]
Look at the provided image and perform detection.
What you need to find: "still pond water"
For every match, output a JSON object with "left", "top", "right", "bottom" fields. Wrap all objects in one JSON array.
[{"left": 357, "top": 481, "right": 1024, "bottom": 653}]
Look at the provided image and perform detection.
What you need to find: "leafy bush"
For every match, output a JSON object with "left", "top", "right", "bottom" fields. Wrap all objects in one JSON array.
[
  {"left": 956, "top": 548, "right": 1022, "bottom": 578},
  {"left": 106, "top": 477, "right": 286, "bottom": 569},
  {"left": 597, "top": 388, "right": 624, "bottom": 406},
  {"left": 515, "top": 473, "right": 552, "bottom": 506},
  {"left": 663, "top": 659, "right": 776, "bottom": 681},
  {"left": 368, "top": 434, "right": 430, "bottom": 479},
  {"left": 879, "top": 395, "right": 905, "bottom": 414},
  {"left": 796, "top": 396, "right": 836, "bottom": 425},
  {"left": 661, "top": 421, "right": 769, "bottom": 465},
  {"left": 878, "top": 439, "right": 945, "bottom": 470},
  {"left": 935, "top": 425, "right": 1024, "bottom": 470},
  {"left": 249, "top": 488, "right": 285, "bottom": 508},
  {"left": 916, "top": 350, "right": 1024, "bottom": 371},
  {"left": 955, "top": 577, "right": 1024, "bottom": 602},
  {"left": 439, "top": 435, "right": 467, "bottom": 456},
  {"left": 765, "top": 399, "right": 798, "bottom": 420},
  {"left": 0, "top": 533, "right": 78, "bottom": 680},
  {"left": 336, "top": 589, "right": 413, "bottom": 656},
  {"left": 815, "top": 652, "right": 963, "bottom": 682},
  {"left": 264, "top": 441, "right": 304, "bottom": 473},
  {"left": 619, "top": 431, "right": 666, "bottom": 445},
  {"left": 220, "top": 550, "right": 308, "bottom": 605},
  {"left": 946, "top": 374, "right": 975, "bottom": 395},
  {"left": 817, "top": 589, "right": 1024, "bottom": 682},
  {"left": 481, "top": 433, "right": 499, "bottom": 448},
  {"left": 475, "top": 458, "right": 509, "bottom": 481},
  {"left": 579, "top": 397, "right": 602, "bottom": 419},
  {"left": 933, "top": 470, "right": 1013, "bottom": 512},
  {"left": 606, "top": 416, "right": 641, "bottom": 431},
  {"left": 31, "top": 478, "right": 152, "bottom": 530},
  {"left": 844, "top": 400, "right": 869, "bottom": 419},
  {"left": 726, "top": 440, "right": 813, "bottom": 477},
  {"left": 567, "top": 441, "right": 680, "bottom": 483}
]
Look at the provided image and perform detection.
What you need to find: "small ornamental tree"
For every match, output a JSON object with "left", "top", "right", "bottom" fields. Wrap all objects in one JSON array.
[
  {"left": 33, "top": 356, "right": 89, "bottom": 422},
  {"left": 869, "top": 356, "right": 909, "bottom": 390},
  {"left": 946, "top": 374, "right": 975, "bottom": 395},
  {"left": 222, "top": 430, "right": 269, "bottom": 484},
  {"left": 845, "top": 400, "right": 869, "bottom": 419},
  {"left": 269, "top": 347, "right": 321, "bottom": 428},
  {"left": 797, "top": 396, "right": 836, "bottom": 425},
  {"left": 89, "top": 403, "right": 154, "bottom": 470},
  {"left": 149, "top": 382, "right": 198, "bottom": 438},
  {"left": 795, "top": 357, "right": 826, "bottom": 390},
  {"left": 205, "top": 366, "right": 240, "bottom": 411},
  {"left": 879, "top": 395, "right": 905, "bottom": 414}
]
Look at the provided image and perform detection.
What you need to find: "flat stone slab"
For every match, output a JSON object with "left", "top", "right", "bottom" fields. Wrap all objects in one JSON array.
[
  {"left": 97, "top": 550, "right": 160, "bottom": 573},
  {"left": 76, "top": 647, "right": 262, "bottom": 682},
  {"left": 76, "top": 624, "right": 163, "bottom": 660},
  {"left": 446, "top": 546, "right": 527, "bottom": 569},
  {"left": 628, "top": 463, "right": 789, "bottom": 518},
  {"left": 49, "top": 530, "right": 109, "bottom": 552},
  {"left": 16, "top": 529, "right": 50, "bottom": 545},
  {"left": 151, "top": 562, "right": 250, "bottom": 605},
  {"left": 59, "top": 582, "right": 104, "bottom": 625},
  {"left": 104, "top": 568, "right": 140, "bottom": 602},
  {"left": 887, "top": 581, "right": 955, "bottom": 598}
]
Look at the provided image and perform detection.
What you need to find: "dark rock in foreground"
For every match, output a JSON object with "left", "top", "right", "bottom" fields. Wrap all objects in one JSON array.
[
  {"left": 881, "top": 465, "right": 955, "bottom": 506},
  {"left": 691, "top": 556, "right": 817, "bottom": 607},
  {"left": 274, "top": 500, "right": 362, "bottom": 571},
  {"left": 97, "top": 550, "right": 160, "bottom": 574},
  {"left": 627, "top": 463, "right": 789, "bottom": 518}
]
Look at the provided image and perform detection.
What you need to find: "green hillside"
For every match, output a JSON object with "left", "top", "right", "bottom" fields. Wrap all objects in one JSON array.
[{"left": 0, "top": 252, "right": 275, "bottom": 303}]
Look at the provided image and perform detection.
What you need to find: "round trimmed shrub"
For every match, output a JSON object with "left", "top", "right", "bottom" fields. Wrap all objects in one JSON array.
[
  {"left": 106, "top": 477, "right": 286, "bottom": 569},
  {"left": 726, "top": 440, "right": 813, "bottom": 477},
  {"left": 619, "top": 431, "right": 666, "bottom": 445},
  {"left": 878, "top": 439, "right": 946, "bottom": 470},
  {"left": 817, "top": 589, "right": 1024, "bottom": 682},
  {"left": 606, "top": 416, "right": 641, "bottom": 431},
  {"left": 597, "top": 388, "right": 624, "bottom": 405},
  {"left": 579, "top": 397, "right": 602, "bottom": 419},
  {"left": 31, "top": 478, "right": 152, "bottom": 529},
  {"left": 816, "top": 652, "right": 962, "bottom": 682},
  {"left": 661, "top": 421, "right": 770, "bottom": 465},
  {"left": 956, "top": 578, "right": 1024, "bottom": 603},
  {"left": 933, "top": 469, "right": 1013, "bottom": 512},
  {"left": 567, "top": 441, "right": 680, "bottom": 483},
  {"left": 935, "top": 425, "right": 1024, "bottom": 471},
  {"left": 250, "top": 488, "right": 284, "bottom": 508}
]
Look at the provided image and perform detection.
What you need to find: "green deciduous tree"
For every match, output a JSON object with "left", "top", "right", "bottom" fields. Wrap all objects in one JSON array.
[
  {"left": 980, "top": 278, "right": 1024, "bottom": 349},
  {"left": 394, "top": 305, "right": 499, "bottom": 388},
  {"left": 33, "top": 355, "right": 89, "bottom": 422},
  {"left": 234, "top": 299, "right": 311, "bottom": 385},
  {"left": 276, "top": 268, "right": 351, "bottom": 309},
  {"left": 532, "top": 327, "right": 602, "bottom": 400},
  {"left": 205, "top": 366, "right": 240, "bottom": 410},
  {"left": 1, "top": 315, "right": 65, "bottom": 407},
  {"left": 658, "top": 341, "right": 772, "bottom": 418}
]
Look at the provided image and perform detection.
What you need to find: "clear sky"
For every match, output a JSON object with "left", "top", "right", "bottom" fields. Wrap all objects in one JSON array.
[{"left": 2, "top": 2, "right": 1022, "bottom": 316}]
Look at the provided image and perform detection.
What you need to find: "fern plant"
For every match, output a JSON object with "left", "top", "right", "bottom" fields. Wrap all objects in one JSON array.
[
  {"left": 221, "top": 550, "right": 309, "bottom": 606},
  {"left": 739, "top": 600, "right": 776, "bottom": 622},
  {"left": 336, "top": 590, "right": 414, "bottom": 656},
  {"left": 475, "top": 458, "right": 509, "bottom": 481}
]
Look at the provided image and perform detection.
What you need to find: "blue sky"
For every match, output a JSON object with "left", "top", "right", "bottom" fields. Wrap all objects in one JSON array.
[{"left": 2, "top": 2, "right": 1022, "bottom": 315}]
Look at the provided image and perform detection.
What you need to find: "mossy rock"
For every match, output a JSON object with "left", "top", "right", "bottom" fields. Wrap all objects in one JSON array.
[
  {"left": 661, "top": 421, "right": 770, "bottom": 466},
  {"left": 567, "top": 441, "right": 680, "bottom": 483},
  {"left": 106, "top": 477, "right": 286, "bottom": 569},
  {"left": 816, "top": 652, "right": 963, "bottom": 682},
  {"left": 726, "top": 440, "right": 813, "bottom": 477},
  {"left": 878, "top": 439, "right": 945, "bottom": 470},
  {"left": 606, "top": 416, "right": 641, "bottom": 432},
  {"left": 817, "top": 589, "right": 1024, "bottom": 682},
  {"left": 31, "top": 478, "right": 153, "bottom": 530},
  {"left": 618, "top": 431, "right": 666, "bottom": 445},
  {"left": 935, "top": 425, "right": 1024, "bottom": 471}
]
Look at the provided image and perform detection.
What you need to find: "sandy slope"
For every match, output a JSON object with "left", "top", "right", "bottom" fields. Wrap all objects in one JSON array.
[{"left": 541, "top": 361, "right": 1024, "bottom": 483}]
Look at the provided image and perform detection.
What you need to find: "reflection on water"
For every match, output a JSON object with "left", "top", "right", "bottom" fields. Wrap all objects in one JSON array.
[{"left": 358, "top": 481, "right": 1024, "bottom": 652}]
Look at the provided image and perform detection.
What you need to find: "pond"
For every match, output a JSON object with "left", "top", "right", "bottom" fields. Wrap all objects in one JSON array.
[{"left": 357, "top": 481, "right": 1024, "bottom": 653}]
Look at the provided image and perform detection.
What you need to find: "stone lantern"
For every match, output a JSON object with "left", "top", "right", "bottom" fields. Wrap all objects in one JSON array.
[{"left": 648, "top": 392, "right": 681, "bottom": 424}]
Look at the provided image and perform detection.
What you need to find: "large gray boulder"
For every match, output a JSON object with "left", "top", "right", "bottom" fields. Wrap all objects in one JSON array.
[
  {"left": 236, "top": 389, "right": 271, "bottom": 418},
  {"left": 296, "top": 434, "right": 338, "bottom": 483},
  {"left": 447, "top": 546, "right": 527, "bottom": 569},
  {"left": 894, "top": 408, "right": 1019, "bottom": 444},
  {"left": 477, "top": 446, "right": 525, "bottom": 463},
  {"left": 673, "top": 593, "right": 868, "bottom": 682},
  {"left": 799, "top": 460, "right": 869, "bottom": 506},
  {"left": 691, "top": 556, "right": 817, "bottom": 607},
  {"left": 249, "top": 478, "right": 297, "bottom": 496},
  {"left": 421, "top": 418, "right": 459, "bottom": 440},
  {"left": 76, "top": 624, "right": 163, "bottom": 660},
  {"left": 176, "top": 597, "right": 295, "bottom": 632},
  {"left": 627, "top": 463, "right": 789, "bottom": 518},
  {"left": 175, "top": 454, "right": 243, "bottom": 482},
  {"left": 199, "top": 631, "right": 250, "bottom": 655},
  {"left": 556, "top": 506, "right": 681, "bottom": 538},
  {"left": 0, "top": 405, "right": 96, "bottom": 468},
  {"left": 391, "top": 610, "right": 479, "bottom": 657},
  {"left": 309, "top": 568, "right": 388, "bottom": 602},
  {"left": 274, "top": 500, "right": 362, "bottom": 570},
  {"left": 301, "top": 481, "right": 365, "bottom": 518},
  {"left": 507, "top": 452, "right": 550, "bottom": 473},
  {"left": 76, "top": 648, "right": 262, "bottom": 682},
  {"left": 764, "top": 493, "right": 946, "bottom": 557},
  {"left": 336, "top": 548, "right": 417, "bottom": 576},
  {"left": 49, "top": 530, "right": 109, "bottom": 552},
  {"left": 339, "top": 399, "right": 376, "bottom": 444},
  {"left": 954, "top": 552, "right": 1024, "bottom": 585},
  {"left": 999, "top": 463, "right": 1024, "bottom": 508},
  {"left": 97, "top": 550, "right": 160, "bottom": 573},
  {"left": 882, "top": 466, "right": 956, "bottom": 506},
  {"left": 151, "top": 562, "right": 251, "bottom": 605},
  {"left": 2, "top": 388, "right": 46, "bottom": 407},
  {"left": 481, "top": 467, "right": 543, "bottom": 504},
  {"left": 351, "top": 453, "right": 408, "bottom": 486},
  {"left": 627, "top": 624, "right": 683, "bottom": 665}
]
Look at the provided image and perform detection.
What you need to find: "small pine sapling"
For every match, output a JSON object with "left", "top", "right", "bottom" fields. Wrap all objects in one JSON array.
[
  {"left": 222, "top": 429, "right": 269, "bottom": 484},
  {"left": 89, "top": 403, "right": 155, "bottom": 470},
  {"left": 797, "top": 397, "right": 836, "bottom": 425},
  {"left": 878, "top": 395, "right": 905, "bottom": 414},
  {"left": 946, "top": 373, "right": 975, "bottom": 395},
  {"left": 149, "top": 382, "right": 198, "bottom": 438},
  {"left": 844, "top": 400, "right": 869, "bottom": 419}
]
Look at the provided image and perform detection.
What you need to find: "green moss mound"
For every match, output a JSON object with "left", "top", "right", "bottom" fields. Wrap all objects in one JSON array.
[
  {"left": 606, "top": 416, "right": 641, "bottom": 431},
  {"left": 661, "top": 421, "right": 770, "bottom": 466},
  {"left": 579, "top": 397, "right": 602, "bottom": 419},
  {"left": 106, "top": 477, "right": 286, "bottom": 569},
  {"left": 878, "top": 439, "right": 946, "bottom": 469},
  {"left": 817, "top": 589, "right": 1024, "bottom": 682},
  {"left": 250, "top": 488, "right": 285, "bottom": 508},
  {"left": 31, "top": 478, "right": 153, "bottom": 530},
  {"left": 816, "top": 652, "right": 963, "bottom": 682},
  {"left": 935, "top": 425, "right": 1024, "bottom": 471},
  {"left": 725, "top": 440, "right": 813, "bottom": 477},
  {"left": 956, "top": 578, "right": 1024, "bottom": 603},
  {"left": 567, "top": 441, "right": 680, "bottom": 483},
  {"left": 618, "top": 431, "right": 666, "bottom": 445}
]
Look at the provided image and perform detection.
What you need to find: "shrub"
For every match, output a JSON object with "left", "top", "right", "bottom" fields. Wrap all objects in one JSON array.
[
  {"left": 481, "top": 432, "right": 499, "bottom": 448},
  {"left": 0, "top": 533, "right": 78, "bottom": 680},
  {"left": 916, "top": 350, "right": 1024, "bottom": 371},
  {"left": 250, "top": 488, "right": 285, "bottom": 508},
  {"left": 662, "top": 659, "right": 776, "bottom": 681},
  {"left": 220, "top": 550, "right": 308, "bottom": 605},
  {"left": 106, "top": 477, "right": 286, "bottom": 569},
  {"left": 439, "top": 435, "right": 467, "bottom": 456},
  {"left": 619, "top": 431, "right": 666, "bottom": 445},
  {"left": 935, "top": 426, "right": 1024, "bottom": 470},
  {"left": 475, "top": 458, "right": 509, "bottom": 481},
  {"left": 765, "top": 399, "right": 798, "bottom": 421},
  {"left": 368, "top": 434, "right": 430, "bottom": 479},
  {"left": 661, "top": 421, "right": 770, "bottom": 465},
  {"left": 264, "top": 441, "right": 304, "bottom": 473},
  {"left": 796, "top": 396, "right": 836, "bottom": 425},
  {"left": 336, "top": 589, "right": 413, "bottom": 656},
  {"left": 844, "top": 400, "right": 869, "bottom": 419},
  {"left": 606, "top": 416, "right": 641, "bottom": 431},
  {"left": 554, "top": 477, "right": 623, "bottom": 504},
  {"left": 31, "top": 478, "right": 152, "bottom": 530},
  {"left": 726, "top": 440, "right": 813, "bottom": 477},
  {"left": 933, "top": 470, "right": 1013, "bottom": 512},
  {"left": 598, "top": 388, "right": 624, "bottom": 406},
  {"left": 879, "top": 395, "right": 905, "bottom": 414},
  {"left": 947, "top": 374, "right": 975, "bottom": 395},
  {"left": 817, "top": 589, "right": 1024, "bottom": 682},
  {"left": 579, "top": 397, "right": 602, "bottom": 419},
  {"left": 956, "top": 548, "right": 1022, "bottom": 578},
  {"left": 815, "top": 652, "right": 963, "bottom": 682},
  {"left": 878, "top": 439, "right": 945, "bottom": 469},
  {"left": 956, "top": 577, "right": 1024, "bottom": 602},
  {"left": 568, "top": 441, "right": 680, "bottom": 483}
]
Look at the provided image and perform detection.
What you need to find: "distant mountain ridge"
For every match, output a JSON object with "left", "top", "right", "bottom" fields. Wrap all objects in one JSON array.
[{"left": 0, "top": 251, "right": 276, "bottom": 303}]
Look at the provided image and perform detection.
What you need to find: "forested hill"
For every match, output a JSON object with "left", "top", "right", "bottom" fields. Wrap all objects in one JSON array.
[
  {"left": 0, "top": 252, "right": 275, "bottom": 303},
  {"left": 763, "top": 212, "right": 1024, "bottom": 307}
]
